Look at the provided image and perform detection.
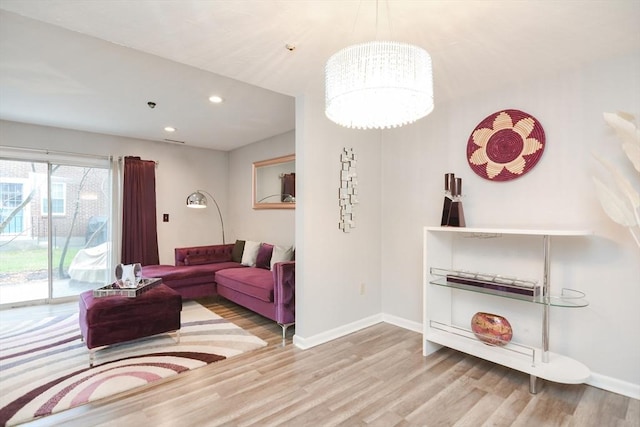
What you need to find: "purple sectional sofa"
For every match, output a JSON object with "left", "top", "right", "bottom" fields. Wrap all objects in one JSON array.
[
  {"left": 142, "top": 244, "right": 239, "bottom": 299},
  {"left": 141, "top": 242, "right": 295, "bottom": 338}
]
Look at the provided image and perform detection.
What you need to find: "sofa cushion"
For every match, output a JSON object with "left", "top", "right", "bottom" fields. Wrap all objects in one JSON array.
[
  {"left": 255, "top": 243, "right": 274, "bottom": 270},
  {"left": 231, "top": 240, "right": 245, "bottom": 263},
  {"left": 215, "top": 267, "right": 274, "bottom": 302},
  {"left": 270, "top": 245, "right": 294, "bottom": 269},
  {"left": 241, "top": 240, "right": 261, "bottom": 267}
]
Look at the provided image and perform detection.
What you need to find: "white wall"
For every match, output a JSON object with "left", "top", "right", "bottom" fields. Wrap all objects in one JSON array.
[
  {"left": 379, "top": 51, "right": 640, "bottom": 394},
  {"left": 295, "top": 91, "right": 383, "bottom": 342},
  {"left": 380, "top": 105, "right": 452, "bottom": 329},
  {"left": 0, "top": 120, "right": 229, "bottom": 264},
  {"left": 227, "top": 131, "right": 295, "bottom": 246}
]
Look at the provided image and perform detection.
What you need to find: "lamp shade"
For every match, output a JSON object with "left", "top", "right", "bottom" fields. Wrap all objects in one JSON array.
[
  {"left": 186, "top": 191, "right": 207, "bottom": 208},
  {"left": 325, "top": 41, "right": 433, "bottom": 130}
]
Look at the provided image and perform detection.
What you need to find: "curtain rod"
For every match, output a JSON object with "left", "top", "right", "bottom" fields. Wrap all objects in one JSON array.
[
  {"left": 118, "top": 156, "right": 159, "bottom": 166},
  {"left": 0, "top": 145, "right": 112, "bottom": 161}
]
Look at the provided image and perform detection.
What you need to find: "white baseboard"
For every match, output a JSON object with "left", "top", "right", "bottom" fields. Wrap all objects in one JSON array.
[
  {"left": 588, "top": 372, "right": 640, "bottom": 400},
  {"left": 382, "top": 313, "right": 422, "bottom": 333},
  {"left": 293, "top": 313, "right": 383, "bottom": 350},
  {"left": 293, "top": 314, "right": 640, "bottom": 400}
]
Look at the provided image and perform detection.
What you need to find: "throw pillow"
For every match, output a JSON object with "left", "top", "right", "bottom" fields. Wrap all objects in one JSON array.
[
  {"left": 270, "top": 245, "right": 294, "bottom": 270},
  {"left": 184, "top": 254, "right": 211, "bottom": 265},
  {"left": 255, "top": 243, "right": 274, "bottom": 270},
  {"left": 241, "top": 240, "right": 261, "bottom": 267},
  {"left": 231, "top": 239, "right": 245, "bottom": 263},
  {"left": 184, "top": 252, "right": 228, "bottom": 265}
]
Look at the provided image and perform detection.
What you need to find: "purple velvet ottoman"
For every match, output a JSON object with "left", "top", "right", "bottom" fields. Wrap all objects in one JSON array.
[{"left": 79, "top": 283, "right": 182, "bottom": 365}]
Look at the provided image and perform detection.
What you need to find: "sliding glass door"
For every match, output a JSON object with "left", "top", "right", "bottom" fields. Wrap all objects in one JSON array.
[{"left": 0, "top": 156, "right": 113, "bottom": 306}]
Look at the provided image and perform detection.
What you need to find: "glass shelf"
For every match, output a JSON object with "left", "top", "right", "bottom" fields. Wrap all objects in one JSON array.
[{"left": 429, "top": 277, "right": 588, "bottom": 308}]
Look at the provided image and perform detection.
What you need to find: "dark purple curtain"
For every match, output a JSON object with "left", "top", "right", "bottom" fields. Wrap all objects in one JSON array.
[{"left": 121, "top": 156, "right": 159, "bottom": 265}]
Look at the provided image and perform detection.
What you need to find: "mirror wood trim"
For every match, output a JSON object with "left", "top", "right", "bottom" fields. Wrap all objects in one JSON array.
[{"left": 252, "top": 154, "right": 295, "bottom": 209}]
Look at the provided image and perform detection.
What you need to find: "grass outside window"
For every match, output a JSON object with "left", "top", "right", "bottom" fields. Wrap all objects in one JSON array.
[{"left": 0, "top": 248, "right": 80, "bottom": 273}]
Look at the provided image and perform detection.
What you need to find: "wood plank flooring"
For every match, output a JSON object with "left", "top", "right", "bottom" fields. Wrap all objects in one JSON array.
[{"left": 4, "top": 297, "right": 638, "bottom": 427}]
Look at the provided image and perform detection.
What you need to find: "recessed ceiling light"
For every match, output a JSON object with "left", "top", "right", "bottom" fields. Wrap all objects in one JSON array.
[
  {"left": 209, "top": 95, "right": 223, "bottom": 104},
  {"left": 164, "top": 126, "right": 176, "bottom": 132}
]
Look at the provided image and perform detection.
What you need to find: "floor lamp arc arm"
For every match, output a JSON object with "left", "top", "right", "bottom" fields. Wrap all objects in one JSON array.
[
  {"left": 201, "top": 189, "right": 226, "bottom": 245},
  {"left": 188, "top": 189, "right": 226, "bottom": 245}
]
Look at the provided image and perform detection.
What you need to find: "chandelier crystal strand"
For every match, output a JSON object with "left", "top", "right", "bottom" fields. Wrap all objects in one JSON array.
[{"left": 325, "top": 41, "right": 433, "bottom": 129}]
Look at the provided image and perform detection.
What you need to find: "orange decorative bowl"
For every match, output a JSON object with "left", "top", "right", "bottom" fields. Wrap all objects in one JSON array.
[{"left": 471, "top": 312, "right": 513, "bottom": 346}]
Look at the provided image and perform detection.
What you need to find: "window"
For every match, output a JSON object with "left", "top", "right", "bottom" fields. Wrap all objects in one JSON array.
[
  {"left": 0, "top": 181, "right": 25, "bottom": 234},
  {"left": 0, "top": 154, "right": 114, "bottom": 305},
  {"left": 42, "top": 182, "right": 66, "bottom": 216},
  {"left": 1, "top": 182, "right": 23, "bottom": 208}
]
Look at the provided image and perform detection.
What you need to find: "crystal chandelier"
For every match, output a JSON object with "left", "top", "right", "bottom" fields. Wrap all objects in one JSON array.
[{"left": 325, "top": 40, "right": 433, "bottom": 129}]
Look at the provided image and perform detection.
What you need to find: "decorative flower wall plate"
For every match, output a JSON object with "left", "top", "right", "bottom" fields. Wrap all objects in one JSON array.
[{"left": 467, "top": 109, "right": 545, "bottom": 181}]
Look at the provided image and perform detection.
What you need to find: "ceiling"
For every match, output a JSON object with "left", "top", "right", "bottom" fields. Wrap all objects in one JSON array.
[{"left": 1, "top": 1, "right": 639, "bottom": 151}]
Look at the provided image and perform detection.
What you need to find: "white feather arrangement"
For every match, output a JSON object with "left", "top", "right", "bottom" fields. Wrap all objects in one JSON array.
[{"left": 592, "top": 112, "right": 640, "bottom": 248}]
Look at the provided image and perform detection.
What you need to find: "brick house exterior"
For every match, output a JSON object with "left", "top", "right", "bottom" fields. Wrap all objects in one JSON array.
[{"left": 0, "top": 160, "right": 109, "bottom": 246}]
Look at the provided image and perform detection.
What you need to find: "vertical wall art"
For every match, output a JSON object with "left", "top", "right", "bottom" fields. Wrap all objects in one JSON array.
[{"left": 339, "top": 147, "right": 358, "bottom": 232}]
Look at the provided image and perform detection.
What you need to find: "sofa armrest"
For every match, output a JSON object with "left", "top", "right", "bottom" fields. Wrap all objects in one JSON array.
[
  {"left": 273, "top": 261, "right": 295, "bottom": 324},
  {"left": 175, "top": 244, "right": 234, "bottom": 266}
]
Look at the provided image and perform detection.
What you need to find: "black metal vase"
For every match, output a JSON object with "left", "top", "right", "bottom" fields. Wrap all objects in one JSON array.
[
  {"left": 441, "top": 173, "right": 455, "bottom": 226},
  {"left": 444, "top": 175, "right": 465, "bottom": 227},
  {"left": 447, "top": 200, "right": 465, "bottom": 227}
]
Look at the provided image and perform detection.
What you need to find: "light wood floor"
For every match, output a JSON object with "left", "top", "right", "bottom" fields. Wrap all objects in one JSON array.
[{"left": 5, "top": 297, "right": 639, "bottom": 427}]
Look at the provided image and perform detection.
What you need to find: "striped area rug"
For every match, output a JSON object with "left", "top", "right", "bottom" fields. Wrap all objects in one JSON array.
[{"left": 0, "top": 301, "right": 267, "bottom": 426}]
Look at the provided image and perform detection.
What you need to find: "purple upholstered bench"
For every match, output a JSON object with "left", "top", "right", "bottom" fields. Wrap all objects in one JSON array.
[{"left": 79, "top": 283, "right": 182, "bottom": 366}]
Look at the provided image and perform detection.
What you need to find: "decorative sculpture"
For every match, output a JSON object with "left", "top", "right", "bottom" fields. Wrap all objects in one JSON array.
[
  {"left": 339, "top": 148, "right": 358, "bottom": 232},
  {"left": 441, "top": 173, "right": 465, "bottom": 227},
  {"left": 115, "top": 263, "right": 142, "bottom": 288}
]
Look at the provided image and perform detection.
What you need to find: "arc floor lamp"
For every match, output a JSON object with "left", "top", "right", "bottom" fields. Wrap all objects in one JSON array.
[{"left": 186, "top": 190, "right": 226, "bottom": 244}]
